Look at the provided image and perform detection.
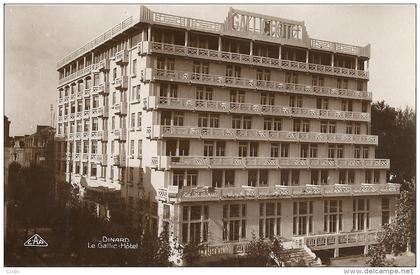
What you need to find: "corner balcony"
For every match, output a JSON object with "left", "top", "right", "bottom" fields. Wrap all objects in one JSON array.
[
  {"left": 92, "top": 106, "right": 108, "bottom": 118},
  {"left": 113, "top": 154, "right": 126, "bottom": 166},
  {"left": 98, "top": 82, "right": 110, "bottom": 95},
  {"left": 98, "top": 58, "right": 110, "bottom": 71},
  {"left": 114, "top": 76, "right": 128, "bottom": 90},
  {"left": 141, "top": 68, "right": 372, "bottom": 101},
  {"left": 143, "top": 42, "right": 369, "bottom": 80},
  {"left": 57, "top": 63, "right": 98, "bottom": 87},
  {"left": 150, "top": 156, "right": 390, "bottom": 170},
  {"left": 112, "top": 101, "right": 127, "bottom": 115},
  {"left": 114, "top": 49, "right": 129, "bottom": 65},
  {"left": 144, "top": 96, "right": 370, "bottom": 122},
  {"left": 147, "top": 126, "right": 378, "bottom": 146},
  {"left": 172, "top": 183, "right": 400, "bottom": 202},
  {"left": 113, "top": 128, "right": 127, "bottom": 141}
]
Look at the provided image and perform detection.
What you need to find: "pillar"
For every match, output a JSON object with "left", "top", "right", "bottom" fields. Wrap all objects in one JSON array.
[
  {"left": 364, "top": 245, "right": 369, "bottom": 255},
  {"left": 142, "top": 30, "right": 146, "bottom": 42},
  {"left": 278, "top": 45, "right": 282, "bottom": 60},
  {"left": 83, "top": 56, "right": 86, "bottom": 68},
  {"left": 148, "top": 25, "right": 152, "bottom": 43},
  {"left": 366, "top": 60, "right": 369, "bottom": 71},
  {"left": 218, "top": 36, "right": 222, "bottom": 52},
  {"left": 331, "top": 54, "right": 334, "bottom": 67},
  {"left": 250, "top": 41, "right": 253, "bottom": 56},
  {"left": 355, "top": 57, "right": 358, "bottom": 70},
  {"left": 306, "top": 49, "right": 309, "bottom": 63},
  {"left": 184, "top": 31, "right": 188, "bottom": 47},
  {"left": 334, "top": 247, "right": 339, "bottom": 258},
  {"left": 91, "top": 52, "right": 94, "bottom": 64}
]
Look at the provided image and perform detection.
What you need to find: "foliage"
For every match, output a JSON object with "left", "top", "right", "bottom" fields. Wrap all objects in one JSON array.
[
  {"left": 271, "top": 237, "right": 290, "bottom": 265},
  {"left": 246, "top": 233, "right": 272, "bottom": 266},
  {"left": 366, "top": 244, "right": 388, "bottom": 267},
  {"left": 182, "top": 241, "right": 203, "bottom": 267},
  {"left": 155, "top": 225, "right": 173, "bottom": 266},
  {"left": 371, "top": 101, "right": 415, "bottom": 185}
]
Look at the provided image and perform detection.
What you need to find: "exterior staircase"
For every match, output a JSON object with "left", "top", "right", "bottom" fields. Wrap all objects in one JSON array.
[{"left": 286, "top": 247, "right": 323, "bottom": 267}]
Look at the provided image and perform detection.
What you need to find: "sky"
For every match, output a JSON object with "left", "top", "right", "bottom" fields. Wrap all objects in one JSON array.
[{"left": 5, "top": 4, "right": 415, "bottom": 136}]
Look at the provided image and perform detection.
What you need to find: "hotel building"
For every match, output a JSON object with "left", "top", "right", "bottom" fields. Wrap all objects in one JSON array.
[{"left": 55, "top": 6, "right": 400, "bottom": 258}]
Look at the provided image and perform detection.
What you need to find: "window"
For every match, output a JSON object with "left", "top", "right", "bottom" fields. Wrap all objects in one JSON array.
[
  {"left": 363, "top": 146, "right": 369, "bottom": 158},
  {"left": 229, "top": 90, "right": 245, "bottom": 104},
  {"left": 138, "top": 140, "right": 142, "bottom": 158},
  {"left": 83, "top": 141, "right": 89, "bottom": 154},
  {"left": 293, "top": 201, "right": 313, "bottom": 236},
  {"left": 260, "top": 92, "right": 275, "bottom": 105},
  {"left": 341, "top": 100, "right": 353, "bottom": 111},
  {"left": 324, "top": 200, "right": 343, "bottom": 233},
  {"left": 289, "top": 95, "right": 303, "bottom": 108},
  {"left": 223, "top": 204, "right": 247, "bottom": 241},
  {"left": 329, "top": 145, "right": 344, "bottom": 158},
  {"left": 198, "top": 113, "right": 219, "bottom": 128},
  {"left": 160, "top": 83, "right": 178, "bottom": 98},
  {"left": 362, "top": 102, "right": 369, "bottom": 113},
  {"left": 264, "top": 117, "right": 282, "bottom": 131},
  {"left": 256, "top": 69, "right": 271, "bottom": 82},
  {"left": 353, "top": 199, "right": 370, "bottom": 231},
  {"left": 131, "top": 113, "right": 136, "bottom": 128},
  {"left": 130, "top": 140, "right": 134, "bottom": 156},
  {"left": 173, "top": 112, "right": 184, "bottom": 126},
  {"left": 293, "top": 119, "right": 309, "bottom": 132},
  {"left": 173, "top": 170, "right": 196, "bottom": 187},
  {"left": 309, "top": 144, "right": 318, "bottom": 158},
  {"left": 285, "top": 72, "right": 298, "bottom": 84},
  {"left": 382, "top": 198, "right": 390, "bottom": 225},
  {"left": 212, "top": 170, "right": 235, "bottom": 187},
  {"left": 232, "top": 115, "right": 251, "bottom": 129},
  {"left": 271, "top": 143, "right": 279, "bottom": 158},
  {"left": 84, "top": 98, "right": 90, "bottom": 110},
  {"left": 192, "top": 61, "right": 209, "bottom": 76},
  {"left": 316, "top": 98, "right": 328, "bottom": 110},
  {"left": 196, "top": 87, "right": 213, "bottom": 101},
  {"left": 132, "top": 59, "right": 137, "bottom": 75},
  {"left": 83, "top": 119, "right": 90, "bottom": 132},
  {"left": 91, "top": 141, "right": 98, "bottom": 154},
  {"left": 82, "top": 162, "right": 88, "bottom": 176},
  {"left": 226, "top": 65, "right": 241, "bottom": 81},
  {"left": 280, "top": 143, "right": 289, "bottom": 157},
  {"left": 204, "top": 141, "right": 225, "bottom": 157},
  {"left": 259, "top": 202, "right": 282, "bottom": 239},
  {"left": 354, "top": 146, "right": 361, "bottom": 158},
  {"left": 157, "top": 56, "right": 175, "bottom": 71},
  {"left": 312, "top": 75, "right": 325, "bottom": 87},
  {"left": 337, "top": 78, "right": 348, "bottom": 89},
  {"left": 137, "top": 112, "right": 142, "bottom": 128},
  {"left": 248, "top": 170, "right": 268, "bottom": 187},
  {"left": 280, "top": 170, "right": 299, "bottom": 186},
  {"left": 182, "top": 205, "right": 209, "bottom": 244},
  {"left": 92, "top": 118, "right": 98, "bottom": 131},
  {"left": 365, "top": 170, "right": 372, "bottom": 183}
]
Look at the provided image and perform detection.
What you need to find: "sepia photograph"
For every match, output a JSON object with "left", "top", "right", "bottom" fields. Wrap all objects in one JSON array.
[{"left": 2, "top": 3, "right": 416, "bottom": 272}]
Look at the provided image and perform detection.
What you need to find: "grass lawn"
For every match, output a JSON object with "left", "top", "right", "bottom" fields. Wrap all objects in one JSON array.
[{"left": 329, "top": 252, "right": 415, "bottom": 267}]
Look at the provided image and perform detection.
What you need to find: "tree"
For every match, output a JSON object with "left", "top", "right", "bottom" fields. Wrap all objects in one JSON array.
[
  {"left": 182, "top": 241, "right": 203, "bottom": 266},
  {"left": 371, "top": 101, "right": 415, "bottom": 185},
  {"left": 246, "top": 233, "right": 271, "bottom": 266},
  {"left": 271, "top": 237, "right": 290, "bottom": 265},
  {"left": 155, "top": 225, "right": 173, "bottom": 266},
  {"left": 366, "top": 244, "right": 388, "bottom": 267}
]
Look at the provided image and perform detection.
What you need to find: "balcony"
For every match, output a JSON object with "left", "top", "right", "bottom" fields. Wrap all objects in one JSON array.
[
  {"left": 114, "top": 49, "right": 129, "bottom": 65},
  {"left": 75, "top": 111, "right": 83, "bottom": 119},
  {"left": 114, "top": 76, "right": 128, "bottom": 90},
  {"left": 147, "top": 126, "right": 378, "bottom": 145},
  {"left": 172, "top": 183, "right": 400, "bottom": 203},
  {"left": 98, "top": 82, "right": 110, "bottom": 95},
  {"left": 98, "top": 58, "right": 110, "bottom": 71},
  {"left": 84, "top": 88, "right": 90, "bottom": 97},
  {"left": 112, "top": 102, "right": 127, "bottom": 115},
  {"left": 113, "top": 128, "right": 127, "bottom": 141},
  {"left": 57, "top": 63, "right": 99, "bottom": 86},
  {"left": 113, "top": 154, "right": 126, "bottom": 166},
  {"left": 145, "top": 96, "right": 370, "bottom": 122},
  {"left": 141, "top": 68, "right": 371, "bottom": 100},
  {"left": 297, "top": 231, "right": 379, "bottom": 251},
  {"left": 145, "top": 42, "right": 369, "bottom": 79},
  {"left": 151, "top": 156, "right": 390, "bottom": 170},
  {"left": 90, "top": 130, "right": 102, "bottom": 139},
  {"left": 90, "top": 153, "right": 106, "bottom": 164}
]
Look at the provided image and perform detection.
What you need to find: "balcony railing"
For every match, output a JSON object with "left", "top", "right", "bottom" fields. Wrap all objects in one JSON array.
[
  {"left": 112, "top": 102, "right": 127, "bottom": 115},
  {"left": 148, "top": 125, "right": 378, "bottom": 145},
  {"left": 98, "top": 82, "right": 110, "bottom": 95},
  {"left": 142, "top": 68, "right": 371, "bottom": 100},
  {"left": 143, "top": 42, "right": 368, "bottom": 79},
  {"left": 114, "top": 49, "right": 129, "bottom": 65},
  {"left": 113, "top": 129, "right": 127, "bottom": 141},
  {"left": 161, "top": 183, "right": 400, "bottom": 202},
  {"left": 151, "top": 156, "right": 390, "bottom": 170},
  {"left": 298, "top": 231, "right": 379, "bottom": 250},
  {"left": 58, "top": 63, "right": 99, "bottom": 86},
  {"left": 113, "top": 154, "right": 126, "bottom": 166},
  {"left": 144, "top": 96, "right": 370, "bottom": 122},
  {"left": 114, "top": 76, "right": 128, "bottom": 90},
  {"left": 97, "top": 58, "right": 110, "bottom": 71}
]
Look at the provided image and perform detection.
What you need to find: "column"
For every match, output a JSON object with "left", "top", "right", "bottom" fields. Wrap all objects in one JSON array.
[
  {"left": 184, "top": 31, "right": 188, "bottom": 47},
  {"left": 83, "top": 56, "right": 86, "bottom": 68},
  {"left": 148, "top": 25, "right": 152, "bottom": 43},
  {"left": 355, "top": 57, "right": 358, "bottom": 70},
  {"left": 278, "top": 45, "right": 282, "bottom": 60},
  {"left": 250, "top": 41, "right": 253, "bottom": 56},
  {"left": 366, "top": 60, "right": 369, "bottom": 71},
  {"left": 218, "top": 36, "right": 222, "bottom": 52},
  {"left": 306, "top": 49, "right": 309, "bottom": 63},
  {"left": 364, "top": 245, "right": 369, "bottom": 255},
  {"left": 331, "top": 54, "right": 335, "bottom": 67},
  {"left": 76, "top": 60, "right": 79, "bottom": 71},
  {"left": 334, "top": 247, "right": 339, "bottom": 258},
  {"left": 91, "top": 52, "right": 94, "bottom": 65},
  {"left": 141, "top": 30, "right": 146, "bottom": 42}
]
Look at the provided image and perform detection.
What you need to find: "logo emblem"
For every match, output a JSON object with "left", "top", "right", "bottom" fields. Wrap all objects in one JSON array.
[{"left": 24, "top": 234, "right": 48, "bottom": 247}]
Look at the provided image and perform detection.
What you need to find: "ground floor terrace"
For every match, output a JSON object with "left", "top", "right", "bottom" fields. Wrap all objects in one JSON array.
[{"left": 160, "top": 194, "right": 398, "bottom": 257}]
